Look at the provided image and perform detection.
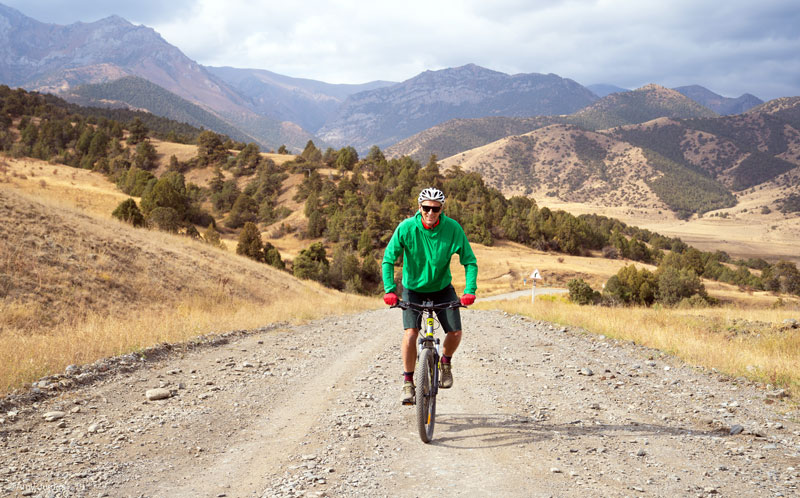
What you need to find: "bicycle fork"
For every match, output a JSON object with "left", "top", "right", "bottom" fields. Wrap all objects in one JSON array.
[{"left": 417, "top": 312, "right": 441, "bottom": 395}]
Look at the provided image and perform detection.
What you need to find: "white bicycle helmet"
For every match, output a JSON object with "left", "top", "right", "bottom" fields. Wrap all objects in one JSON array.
[{"left": 418, "top": 187, "right": 446, "bottom": 205}]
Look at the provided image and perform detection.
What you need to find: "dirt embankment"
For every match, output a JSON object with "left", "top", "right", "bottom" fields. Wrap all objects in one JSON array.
[{"left": 1, "top": 308, "right": 798, "bottom": 497}]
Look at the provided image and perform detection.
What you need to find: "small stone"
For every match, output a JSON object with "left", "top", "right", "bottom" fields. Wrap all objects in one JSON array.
[
  {"left": 636, "top": 449, "right": 646, "bottom": 457},
  {"left": 729, "top": 424, "right": 744, "bottom": 435},
  {"left": 766, "top": 389, "right": 788, "bottom": 399},
  {"left": 579, "top": 368, "right": 594, "bottom": 377},
  {"left": 65, "top": 364, "right": 80, "bottom": 375},
  {"left": 88, "top": 423, "right": 100, "bottom": 433},
  {"left": 550, "top": 467, "right": 562, "bottom": 473},
  {"left": 43, "top": 411, "right": 66, "bottom": 422},
  {"left": 704, "top": 487, "right": 718, "bottom": 494},
  {"left": 146, "top": 388, "right": 171, "bottom": 401}
]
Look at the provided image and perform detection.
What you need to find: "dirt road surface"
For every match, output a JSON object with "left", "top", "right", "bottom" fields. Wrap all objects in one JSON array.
[{"left": 2, "top": 308, "right": 799, "bottom": 497}]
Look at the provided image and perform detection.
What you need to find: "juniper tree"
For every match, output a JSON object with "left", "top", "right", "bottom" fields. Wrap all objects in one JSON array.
[
  {"left": 236, "top": 222, "right": 264, "bottom": 262},
  {"left": 111, "top": 198, "right": 145, "bottom": 227}
]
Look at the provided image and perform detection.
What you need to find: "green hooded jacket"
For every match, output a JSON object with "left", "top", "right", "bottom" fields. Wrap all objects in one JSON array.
[{"left": 382, "top": 212, "right": 478, "bottom": 294}]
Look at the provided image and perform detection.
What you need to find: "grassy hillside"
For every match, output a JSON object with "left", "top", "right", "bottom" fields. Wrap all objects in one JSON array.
[{"left": 0, "top": 180, "right": 374, "bottom": 393}]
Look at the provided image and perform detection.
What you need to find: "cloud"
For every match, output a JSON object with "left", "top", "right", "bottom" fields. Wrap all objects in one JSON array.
[
  {"left": 3, "top": 0, "right": 799, "bottom": 99},
  {"left": 1, "top": 0, "right": 195, "bottom": 25}
]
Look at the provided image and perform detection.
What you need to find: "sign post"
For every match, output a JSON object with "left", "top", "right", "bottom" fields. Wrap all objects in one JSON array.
[{"left": 530, "top": 269, "right": 542, "bottom": 302}]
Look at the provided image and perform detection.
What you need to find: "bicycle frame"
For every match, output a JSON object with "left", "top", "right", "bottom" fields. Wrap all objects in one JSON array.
[{"left": 418, "top": 300, "right": 441, "bottom": 400}]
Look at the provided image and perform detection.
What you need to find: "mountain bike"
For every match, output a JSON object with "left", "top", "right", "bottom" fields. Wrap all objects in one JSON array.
[{"left": 392, "top": 300, "right": 465, "bottom": 443}]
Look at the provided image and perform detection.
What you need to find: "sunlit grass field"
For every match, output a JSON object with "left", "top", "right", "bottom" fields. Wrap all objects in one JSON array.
[{"left": 475, "top": 295, "right": 800, "bottom": 394}]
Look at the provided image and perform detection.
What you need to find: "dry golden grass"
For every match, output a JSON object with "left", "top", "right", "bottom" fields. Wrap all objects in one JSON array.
[
  {"left": 0, "top": 288, "right": 372, "bottom": 394},
  {"left": 475, "top": 296, "right": 800, "bottom": 393},
  {"left": 448, "top": 240, "right": 648, "bottom": 296},
  {"left": 0, "top": 187, "right": 375, "bottom": 394},
  {"left": 506, "top": 191, "right": 800, "bottom": 265},
  {"left": 151, "top": 139, "right": 297, "bottom": 168},
  {"left": 1, "top": 158, "right": 129, "bottom": 217}
]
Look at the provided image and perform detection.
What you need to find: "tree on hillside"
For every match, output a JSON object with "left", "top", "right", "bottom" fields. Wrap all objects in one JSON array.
[
  {"left": 197, "top": 130, "right": 228, "bottom": 164},
  {"left": 263, "top": 241, "right": 285, "bottom": 270},
  {"left": 236, "top": 222, "right": 264, "bottom": 262},
  {"left": 127, "top": 117, "right": 148, "bottom": 145},
  {"left": 225, "top": 193, "right": 259, "bottom": 229},
  {"left": 111, "top": 198, "right": 145, "bottom": 227},
  {"left": 140, "top": 172, "right": 188, "bottom": 218},
  {"left": 146, "top": 207, "right": 181, "bottom": 232},
  {"left": 134, "top": 140, "right": 158, "bottom": 170},
  {"left": 203, "top": 222, "right": 223, "bottom": 248},
  {"left": 335, "top": 146, "right": 358, "bottom": 171},
  {"left": 293, "top": 242, "right": 329, "bottom": 282}
]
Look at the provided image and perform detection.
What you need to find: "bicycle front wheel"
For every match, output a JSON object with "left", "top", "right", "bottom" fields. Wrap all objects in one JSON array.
[{"left": 415, "top": 348, "right": 436, "bottom": 443}]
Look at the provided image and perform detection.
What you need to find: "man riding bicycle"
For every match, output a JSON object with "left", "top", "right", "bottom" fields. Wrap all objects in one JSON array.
[{"left": 382, "top": 187, "right": 478, "bottom": 405}]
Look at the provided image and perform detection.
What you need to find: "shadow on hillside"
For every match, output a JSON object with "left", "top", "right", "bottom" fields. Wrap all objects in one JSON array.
[{"left": 429, "top": 413, "right": 724, "bottom": 449}]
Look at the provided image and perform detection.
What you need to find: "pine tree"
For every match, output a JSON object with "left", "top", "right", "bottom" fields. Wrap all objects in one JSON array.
[
  {"left": 111, "top": 198, "right": 145, "bottom": 227},
  {"left": 236, "top": 222, "right": 264, "bottom": 262}
]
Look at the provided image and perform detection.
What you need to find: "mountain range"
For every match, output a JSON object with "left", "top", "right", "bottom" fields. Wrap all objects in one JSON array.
[
  {"left": 436, "top": 96, "right": 800, "bottom": 218},
  {"left": 0, "top": 3, "right": 775, "bottom": 154}
]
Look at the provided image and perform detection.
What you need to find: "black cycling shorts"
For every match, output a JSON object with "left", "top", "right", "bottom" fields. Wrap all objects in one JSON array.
[{"left": 401, "top": 284, "right": 462, "bottom": 333}]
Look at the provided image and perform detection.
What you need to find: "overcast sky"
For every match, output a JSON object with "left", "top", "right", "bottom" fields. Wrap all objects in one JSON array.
[{"left": 5, "top": 0, "right": 800, "bottom": 100}]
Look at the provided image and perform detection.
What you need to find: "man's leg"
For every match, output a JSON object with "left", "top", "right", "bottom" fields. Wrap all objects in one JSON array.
[
  {"left": 442, "top": 330, "right": 461, "bottom": 357},
  {"left": 402, "top": 328, "right": 419, "bottom": 372},
  {"left": 401, "top": 328, "right": 418, "bottom": 404},
  {"left": 440, "top": 330, "right": 461, "bottom": 389}
]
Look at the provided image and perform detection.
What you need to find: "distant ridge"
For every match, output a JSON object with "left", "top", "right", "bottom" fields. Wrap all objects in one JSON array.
[
  {"left": 436, "top": 97, "right": 800, "bottom": 218},
  {"left": 317, "top": 63, "right": 598, "bottom": 151},
  {"left": 569, "top": 84, "right": 718, "bottom": 130},
  {"left": 64, "top": 76, "right": 255, "bottom": 143},
  {"left": 0, "top": 4, "right": 314, "bottom": 150},
  {"left": 207, "top": 66, "right": 395, "bottom": 133},
  {"left": 389, "top": 84, "right": 721, "bottom": 161},
  {"left": 674, "top": 85, "right": 763, "bottom": 115}
]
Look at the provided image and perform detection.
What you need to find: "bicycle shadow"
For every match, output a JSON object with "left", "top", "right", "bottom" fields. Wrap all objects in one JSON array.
[{"left": 429, "top": 413, "right": 725, "bottom": 449}]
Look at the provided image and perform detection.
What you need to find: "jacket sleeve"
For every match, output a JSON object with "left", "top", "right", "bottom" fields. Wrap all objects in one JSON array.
[
  {"left": 382, "top": 225, "right": 403, "bottom": 293},
  {"left": 457, "top": 229, "right": 478, "bottom": 295}
]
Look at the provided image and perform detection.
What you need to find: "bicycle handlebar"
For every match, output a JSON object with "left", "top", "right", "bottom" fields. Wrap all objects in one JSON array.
[{"left": 390, "top": 300, "right": 466, "bottom": 311}]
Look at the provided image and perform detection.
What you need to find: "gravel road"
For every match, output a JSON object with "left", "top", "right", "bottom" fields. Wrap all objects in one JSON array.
[{"left": 1, "top": 308, "right": 799, "bottom": 497}]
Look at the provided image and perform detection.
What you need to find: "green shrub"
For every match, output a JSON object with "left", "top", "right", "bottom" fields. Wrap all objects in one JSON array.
[
  {"left": 568, "top": 278, "right": 599, "bottom": 305},
  {"left": 146, "top": 207, "right": 180, "bottom": 232},
  {"left": 236, "top": 222, "right": 264, "bottom": 262},
  {"left": 111, "top": 198, "right": 145, "bottom": 227},
  {"left": 293, "top": 242, "right": 329, "bottom": 282}
]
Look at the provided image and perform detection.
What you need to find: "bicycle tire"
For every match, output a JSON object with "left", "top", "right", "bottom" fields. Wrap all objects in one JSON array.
[{"left": 415, "top": 348, "right": 436, "bottom": 443}]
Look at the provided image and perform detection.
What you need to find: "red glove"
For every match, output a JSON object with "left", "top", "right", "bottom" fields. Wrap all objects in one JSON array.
[
  {"left": 383, "top": 292, "right": 398, "bottom": 306},
  {"left": 460, "top": 294, "right": 475, "bottom": 306}
]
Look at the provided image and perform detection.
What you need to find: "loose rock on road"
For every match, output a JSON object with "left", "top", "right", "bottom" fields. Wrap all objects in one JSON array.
[{"left": 1, "top": 308, "right": 799, "bottom": 497}]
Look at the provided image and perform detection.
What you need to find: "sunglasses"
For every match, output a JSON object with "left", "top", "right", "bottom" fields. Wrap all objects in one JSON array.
[{"left": 420, "top": 205, "right": 441, "bottom": 213}]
